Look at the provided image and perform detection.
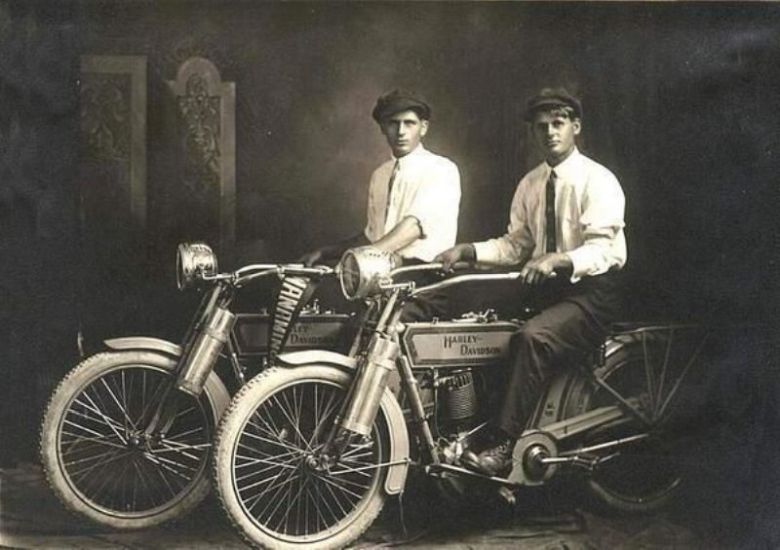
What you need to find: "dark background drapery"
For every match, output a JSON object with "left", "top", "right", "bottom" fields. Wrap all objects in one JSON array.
[
  {"left": 1, "top": 0, "right": 778, "bottom": 540},
  {"left": 73, "top": 1, "right": 779, "bottom": 323}
]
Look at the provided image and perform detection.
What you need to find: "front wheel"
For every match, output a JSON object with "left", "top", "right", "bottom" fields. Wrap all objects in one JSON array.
[
  {"left": 40, "top": 351, "right": 229, "bottom": 529},
  {"left": 213, "top": 365, "right": 390, "bottom": 550}
]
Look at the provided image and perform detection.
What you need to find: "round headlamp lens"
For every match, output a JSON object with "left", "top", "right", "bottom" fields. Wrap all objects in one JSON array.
[
  {"left": 338, "top": 247, "right": 396, "bottom": 300},
  {"left": 176, "top": 242, "right": 218, "bottom": 290},
  {"left": 339, "top": 251, "right": 361, "bottom": 300}
]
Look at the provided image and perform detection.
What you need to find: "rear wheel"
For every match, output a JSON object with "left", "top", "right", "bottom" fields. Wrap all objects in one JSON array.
[
  {"left": 40, "top": 351, "right": 229, "bottom": 529},
  {"left": 561, "top": 329, "right": 706, "bottom": 512},
  {"left": 213, "top": 365, "right": 390, "bottom": 550}
]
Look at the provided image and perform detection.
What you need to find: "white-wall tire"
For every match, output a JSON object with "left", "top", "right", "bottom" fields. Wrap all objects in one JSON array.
[
  {"left": 40, "top": 351, "right": 229, "bottom": 529},
  {"left": 213, "top": 365, "right": 389, "bottom": 549}
]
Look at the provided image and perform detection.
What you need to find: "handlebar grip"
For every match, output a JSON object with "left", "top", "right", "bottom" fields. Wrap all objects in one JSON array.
[
  {"left": 395, "top": 261, "right": 474, "bottom": 273},
  {"left": 449, "top": 261, "right": 473, "bottom": 272}
]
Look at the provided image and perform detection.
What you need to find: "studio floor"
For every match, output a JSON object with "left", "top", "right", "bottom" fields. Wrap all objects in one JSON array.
[{"left": 2, "top": 459, "right": 772, "bottom": 550}]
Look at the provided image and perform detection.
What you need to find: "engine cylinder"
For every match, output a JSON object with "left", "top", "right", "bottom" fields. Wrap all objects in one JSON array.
[{"left": 441, "top": 370, "right": 477, "bottom": 422}]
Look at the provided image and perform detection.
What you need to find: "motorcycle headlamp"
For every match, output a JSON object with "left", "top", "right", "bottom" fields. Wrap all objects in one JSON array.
[
  {"left": 176, "top": 242, "right": 219, "bottom": 290},
  {"left": 338, "top": 247, "right": 398, "bottom": 301}
]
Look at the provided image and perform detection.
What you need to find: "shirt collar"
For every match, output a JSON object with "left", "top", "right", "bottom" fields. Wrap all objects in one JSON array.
[
  {"left": 545, "top": 147, "right": 580, "bottom": 179},
  {"left": 393, "top": 143, "right": 426, "bottom": 165}
]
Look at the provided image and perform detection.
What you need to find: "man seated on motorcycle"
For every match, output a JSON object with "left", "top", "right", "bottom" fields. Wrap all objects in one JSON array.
[
  {"left": 436, "top": 87, "right": 627, "bottom": 476},
  {"left": 301, "top": 89, "right": 461, "bottom": 321}
]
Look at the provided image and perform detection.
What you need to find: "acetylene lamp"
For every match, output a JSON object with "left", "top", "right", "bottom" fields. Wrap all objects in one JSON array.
[
  {"left": 338, "top": 246, "right": 398, "bottom": 300},
  {"left": 176, "top": 242, "right": 219, "bottom": 290}
]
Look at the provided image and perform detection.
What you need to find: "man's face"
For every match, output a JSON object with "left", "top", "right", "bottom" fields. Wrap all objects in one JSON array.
[
  {"left": 380, "top": 110, "right": 429, "bottom": 157},
  {"left": 531, "top": 110, "right": 581, "bottom": 165}
]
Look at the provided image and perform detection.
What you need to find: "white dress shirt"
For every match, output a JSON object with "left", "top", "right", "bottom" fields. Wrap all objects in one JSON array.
[
  {"left": 473, "top": 148, "right": 626, "bottom": 282},
  {"left": 364, "top": 144, "right": 461, "bottom": 262}
]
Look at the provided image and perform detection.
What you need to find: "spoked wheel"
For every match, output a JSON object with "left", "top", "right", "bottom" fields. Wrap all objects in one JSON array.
[
  {"left": 40, "top": 351, "right": 229, "bottom": 529},
  {"left": 561, "top": 328, "right": 708, "bottom": 513},
  {"left": 214, "top": 366, "right": 390, "bottom": 550}
]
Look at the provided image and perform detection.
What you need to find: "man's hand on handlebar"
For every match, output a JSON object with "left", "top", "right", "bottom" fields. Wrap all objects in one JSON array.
[
  {"left": 519, "top": 252, "right": 571, "bottom": 285},
  {"left": 298, "top": 248, "right": 326, "bottom": 267},
  {"left": 434, "top": 243, "right": 477, "bottom": 272}
]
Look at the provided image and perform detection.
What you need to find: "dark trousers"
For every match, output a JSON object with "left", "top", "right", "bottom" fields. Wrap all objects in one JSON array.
[
  {"left": 498, "top": 271, "right": 623, "bottom": 438},
  {"left": 401, "top": 286, "right": 449, "bottom": 322},
  {"left": 398, "top": 257, "right": 450, "bottom": 323}
]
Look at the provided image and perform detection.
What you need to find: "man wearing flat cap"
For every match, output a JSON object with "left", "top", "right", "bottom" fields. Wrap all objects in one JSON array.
[
  {"left": 302, "top": 89, "right": 461, "bottom": 319},
  {"left": 436, "top": 87, "right": 627, "bottom": 476}
]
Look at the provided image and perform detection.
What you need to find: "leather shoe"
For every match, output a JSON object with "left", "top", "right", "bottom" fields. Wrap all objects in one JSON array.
[{"left": 460, "top": 439, "right": 514, "bottom": 477}]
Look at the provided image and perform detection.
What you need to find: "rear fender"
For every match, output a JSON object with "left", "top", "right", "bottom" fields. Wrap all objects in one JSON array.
[
  {"left": 533, "top": 334, "right": 643, "bottom": 428},
  {"left": 277, "top": 349, "right": 410, "bottom": 495}
]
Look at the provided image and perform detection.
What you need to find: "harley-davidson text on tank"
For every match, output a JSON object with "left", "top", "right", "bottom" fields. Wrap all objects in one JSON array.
[
  {"left": 402, "top": 321, "right": 520, "bottom": 367},
  {"left": 233, "top": 314, "right": 349, "bottom": 356}
]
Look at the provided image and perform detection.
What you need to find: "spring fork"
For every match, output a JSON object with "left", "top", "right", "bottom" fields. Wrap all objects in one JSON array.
[
  {"left": 319, "top": 292, "right": 401, "bottom": 462},
  {"left": 142, "top": 382, "right": 182, "bottom": 438}
]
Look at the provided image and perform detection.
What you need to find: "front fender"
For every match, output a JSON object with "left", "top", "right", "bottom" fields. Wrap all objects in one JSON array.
[
  {"left": 102, "top": 336, "right": 230, "bottom": 419},
  {"left": 105, "top": 336, "right": 183, "bottom": 358},
  {"left": 276, "top": 349, "right": 357, "bottom": 370},
  {"left": 276, "top": 350, "right": 409, "bottom": 495}
]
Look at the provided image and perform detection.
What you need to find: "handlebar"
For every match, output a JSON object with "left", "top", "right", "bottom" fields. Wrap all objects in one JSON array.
[
  {"left": 388, "top": 261, "right": 472, "bottom": 278},
  {"left": 236, "top": 263, "right": 334, "bottom": 278},
  {"left": 384, "top": 258, "right": 565, "bottom": 299},
  {"left": 410, "top": 271, "right": 523, "bottom": 298},
  {"left": 384, "top": 261, "right": 526, "bottom": 298},
  {"left": 203, "top": 263, "right": 335, "bottom": 288}
]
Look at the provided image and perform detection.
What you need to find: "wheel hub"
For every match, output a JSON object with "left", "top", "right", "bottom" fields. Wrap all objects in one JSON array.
[
  {"left": 523, "top": 444, "right": 551, "bottom": 482},
  {"left": 507, "top": 431, "right": 558, "bottom": 485}
]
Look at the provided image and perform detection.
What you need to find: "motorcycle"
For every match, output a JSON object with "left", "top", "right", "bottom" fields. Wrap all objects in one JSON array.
[
  {"left": 39, "top": 242, "right": 349, "bottom": 529},
  {"left": 212, "top": 246, "right": 710, "bottom": 549}
]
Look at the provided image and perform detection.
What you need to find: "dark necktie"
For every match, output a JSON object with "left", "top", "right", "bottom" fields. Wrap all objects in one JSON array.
[
  {"left": 545, "top": 169, "right": 557, "bottom": 253},
  {"left": 384, "top": 160, "right": 400, "bottom": 222}
]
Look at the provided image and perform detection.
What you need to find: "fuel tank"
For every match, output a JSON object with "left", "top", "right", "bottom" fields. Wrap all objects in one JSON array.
[
  {"left": 232, "top": 312, "right": 351, "bottom": 357},
  {"left": 401, "top": 320, "right": 521, "bottom": 368}
]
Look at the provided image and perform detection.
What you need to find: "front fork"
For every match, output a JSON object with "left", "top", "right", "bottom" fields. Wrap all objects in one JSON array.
[
  {"left": 143, "top": 302, "right": 236, "bottom": 438},
  {"left": 318, "top": 333, "right": 399, "bottom": 465}
]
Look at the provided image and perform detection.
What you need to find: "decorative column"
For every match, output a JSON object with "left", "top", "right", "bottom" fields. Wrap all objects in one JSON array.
[
  {"left": 80, "top": 55, "right": 147, "bottom": 234},
  {"left": 78, "top": 55, "right": 148, "bottom": 348},
  {"left": 167, "top": 57, "right": 236, "bottom": 257}
]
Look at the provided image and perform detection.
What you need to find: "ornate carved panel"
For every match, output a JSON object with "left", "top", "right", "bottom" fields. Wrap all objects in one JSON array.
[
  {"left": 167, "top": 57, "right": 236, "bottom": 257},
  {"left": 80, "top": 55, "right": 147, "bottom": 233}
]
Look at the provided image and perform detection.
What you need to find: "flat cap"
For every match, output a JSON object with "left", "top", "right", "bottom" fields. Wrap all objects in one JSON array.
[
  {"left": 372, "top": 89, "right": 431, "bottom": 123},
  {"left": 524, "top": 88, "right": 582, "bottom": 121}
]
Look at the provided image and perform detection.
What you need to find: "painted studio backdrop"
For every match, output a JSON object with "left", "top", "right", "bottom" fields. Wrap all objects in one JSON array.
[{"left": 0, "top": 0, "right": 777, "bottom": 509}]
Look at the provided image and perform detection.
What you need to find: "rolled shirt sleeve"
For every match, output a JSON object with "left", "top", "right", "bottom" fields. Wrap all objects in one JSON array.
[
  {"left": 363, "top": 178, "right": 375, "bottom": 240},
  {"left": 364, "top": 146, "right": 461, "bottom": 261},
  {"left": 473, "top": 176, "right": 535, "bottom": 266},
  {"left": 405, "top": 160, "right": 460, "bottom": 240},
  {"left": 471, "top": 150, "right": 626, "bottom": 280},
  {"left": 565, "top": 169, "right": 626, "bottom": 282}
]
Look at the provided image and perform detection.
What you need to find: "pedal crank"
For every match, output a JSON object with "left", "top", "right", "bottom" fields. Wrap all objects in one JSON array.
[
  {"left": 507, "top": 432, "right": 558, "bottom": 486},
  {"left": 538, "top": 433, "right": 650, "bottom": 472}
]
